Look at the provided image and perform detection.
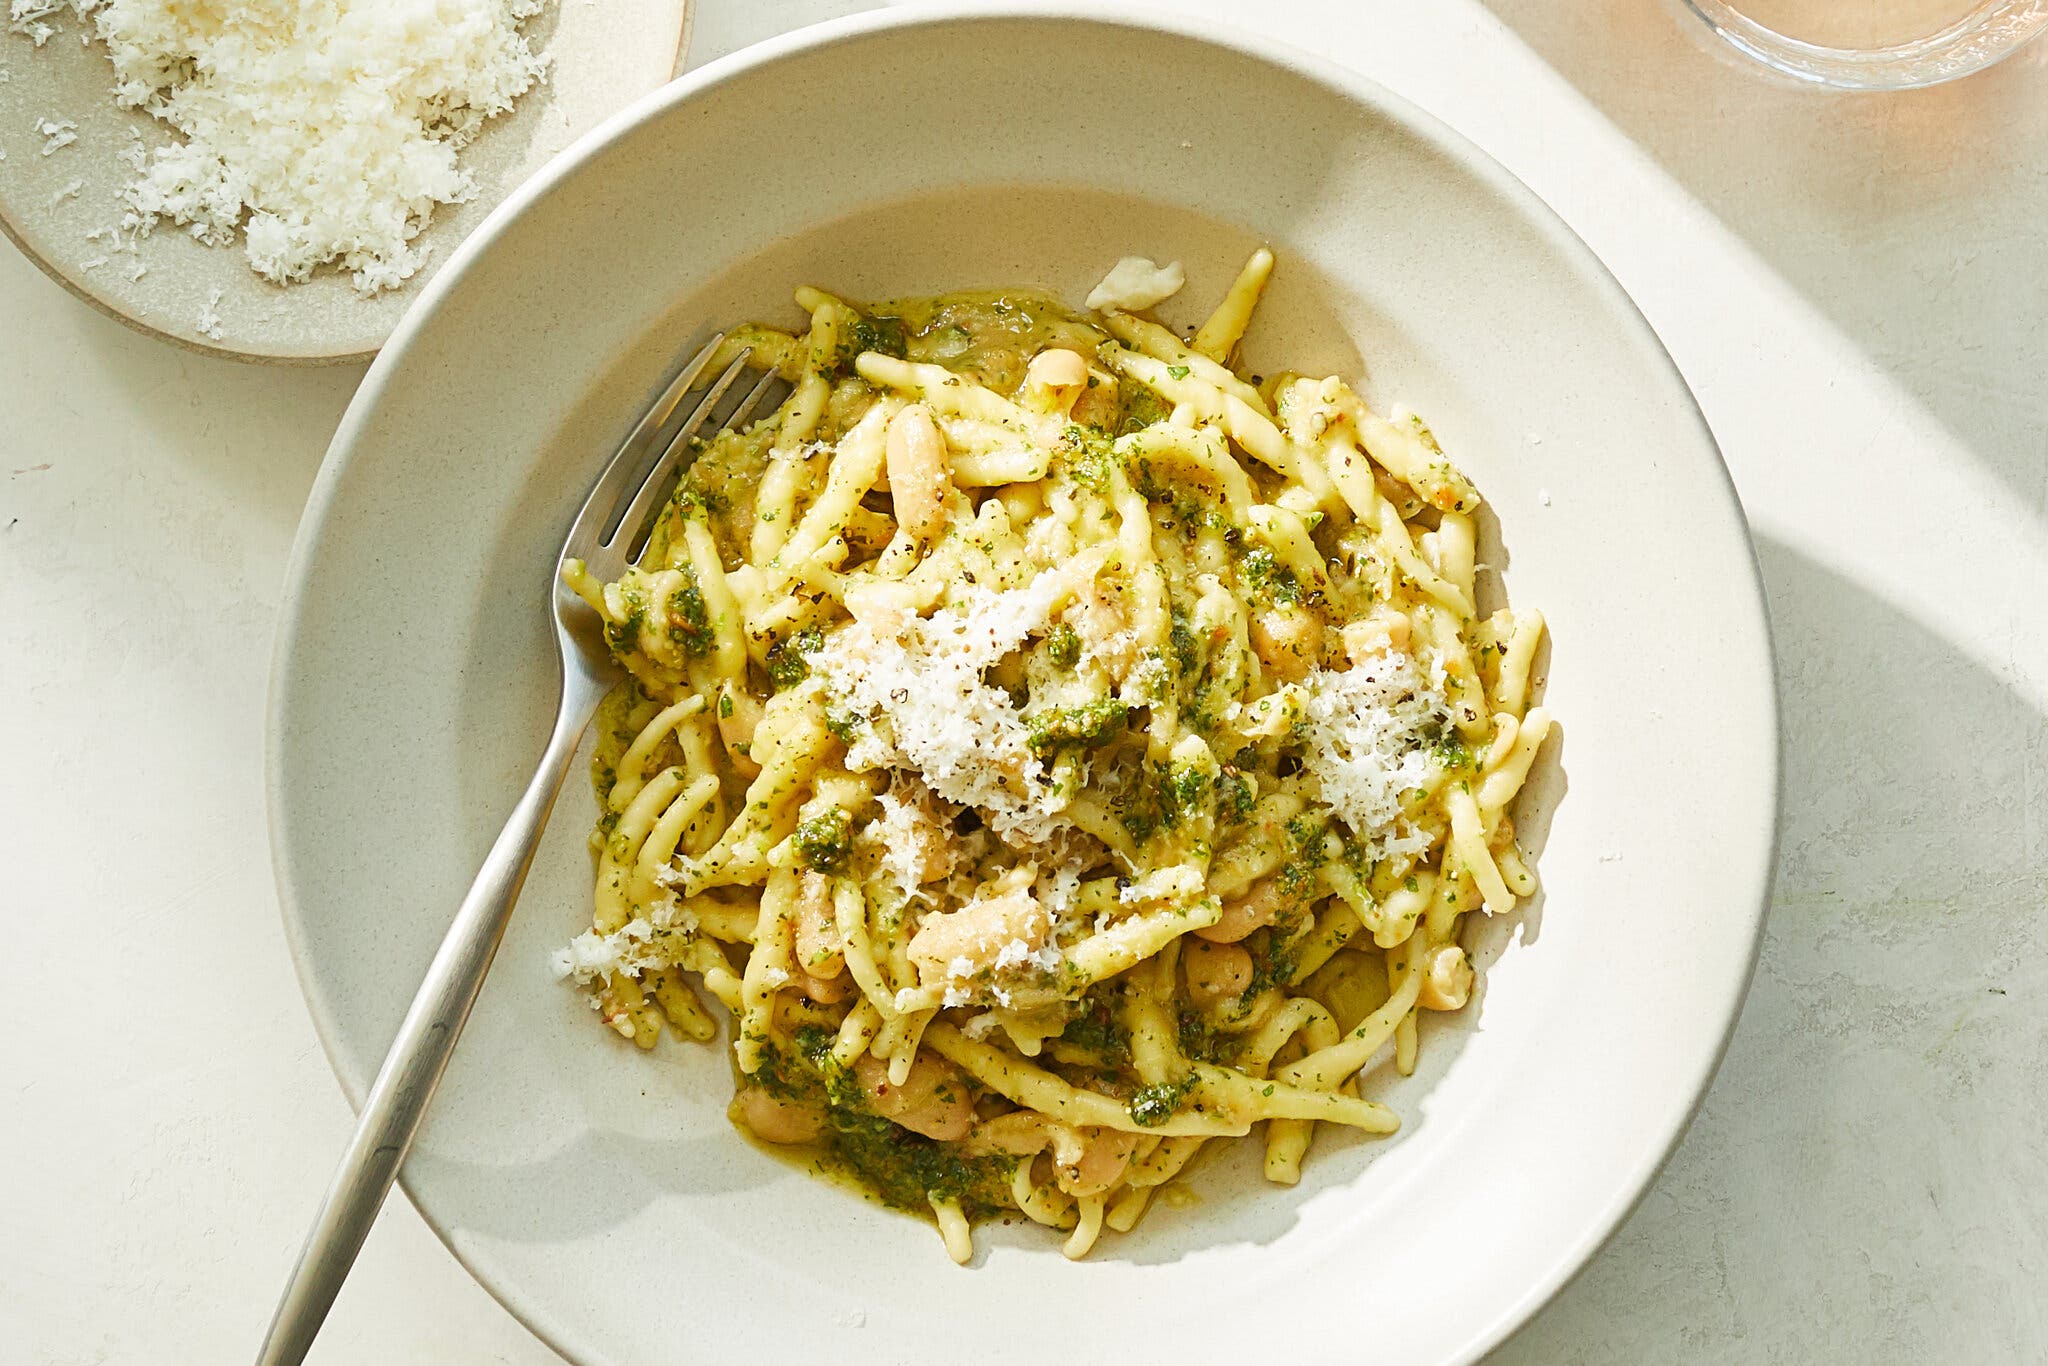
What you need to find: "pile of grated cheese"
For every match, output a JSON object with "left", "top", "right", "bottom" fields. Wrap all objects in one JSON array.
[
  {"left": 1293, "top": 650, "right": 1453, "bottom": 864},
  {"left": 551, "top": 891, "right": 699, "bottom": 986},
  {"left": 813, "top": 579, "right": 1075, "bottom": 846},
  {"left": 9, "top": 0, "right": 548, "bottom": 293}
]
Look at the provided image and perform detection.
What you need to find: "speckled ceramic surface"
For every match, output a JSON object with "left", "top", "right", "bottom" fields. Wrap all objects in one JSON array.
[
  {"left": 268, "top": 9, "right": 1778, "bottom": 1365},
  {"left": 0, "top": 0, "right": 690, "bottom": 364}
]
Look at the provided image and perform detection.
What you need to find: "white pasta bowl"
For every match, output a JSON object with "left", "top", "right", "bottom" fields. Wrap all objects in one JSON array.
[{"left": 269, "top": 8, "right": 1777, "bottom": 1365}]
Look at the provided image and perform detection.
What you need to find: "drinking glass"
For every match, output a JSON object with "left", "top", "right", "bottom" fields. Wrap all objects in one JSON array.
[{"left": 1682, "top": 0, "right": 2048, "bottom": 88}]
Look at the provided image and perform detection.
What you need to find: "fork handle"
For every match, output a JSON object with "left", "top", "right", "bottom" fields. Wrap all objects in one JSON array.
[{"left": 257, "top": 689, "right": 596, "bottom": 1366}]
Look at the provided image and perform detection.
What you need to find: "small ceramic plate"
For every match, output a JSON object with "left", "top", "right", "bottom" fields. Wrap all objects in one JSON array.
[
  {"left": 270, "top": 8, "right": 1778, "bottom": 1365},
  {"left": 0, "top": 0, "right": 690, "bottom": 363}
]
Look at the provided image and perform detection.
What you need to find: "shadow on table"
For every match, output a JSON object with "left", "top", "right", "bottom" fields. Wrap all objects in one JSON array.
[
  {"left": 1491, "top": 536, "right": 2048, "bottom": 1362},
  {"left": 1477, "top": 0, "right": 2048, "bottom": 518}
]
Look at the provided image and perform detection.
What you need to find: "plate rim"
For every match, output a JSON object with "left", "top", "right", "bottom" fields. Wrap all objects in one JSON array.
[
  {"left": 266, "top": 5, "right": 1782, "bottom": 1362},
  {"left": 0, "top": 2, "right": 694, "bottom": 366}
]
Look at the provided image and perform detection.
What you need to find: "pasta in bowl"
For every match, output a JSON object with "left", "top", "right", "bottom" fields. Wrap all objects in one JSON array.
[
  {"left": 272, "top": 12, "right": 1779, "bottom": 1360},
  {"left": 552, "top": 250, "right": 1551, "bottom": 1264}
]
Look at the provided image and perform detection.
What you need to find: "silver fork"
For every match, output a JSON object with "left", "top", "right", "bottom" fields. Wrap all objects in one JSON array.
[{"left": 257, "top": 334, "right": 784, "bottom": 1366}]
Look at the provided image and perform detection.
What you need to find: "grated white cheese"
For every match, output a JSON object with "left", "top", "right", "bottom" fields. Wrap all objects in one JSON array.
[
  {"left": 5, "top": 0, "right": 60, "bottom": 44},
  {"left": 7, "top": 0, "right": 64, "bottom": 29},
  {"left": 551, "top": 917, "right": 659, "bottom": 983},
  {"left": 552, "top": 900, "right": 696, "bottom": 985},
  {"left": 195, "top": 286, "right": 222, "bottom": 340},
  {"left": 993, "top": 936, "right": 1061, "bottom": 974},
  {"left": 1038, "top": 856, "right": 1084, "bottom": 926},
  {"left": 1293, "top": 650, "right": 1453, "bottom": 863},
  {"left": 859, "top": 778, "right": 956, "bottom": 902},
  {"left": 49, "top": 176, "right": 80, "bottom": 205},
  {"left": 815, "top": 578, "right": 1073, "bottom": 845},
  {"left": 1085, "top": 256, "right": 1185, "bottom": 312},
  {"left": 22, "top": 0, "right": 549, "bottom": 294},
  {"left": 33, "top": 116, "right": 76, "bottom": 153}
]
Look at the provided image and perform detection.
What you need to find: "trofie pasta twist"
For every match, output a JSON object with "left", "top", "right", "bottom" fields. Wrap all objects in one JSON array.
[{"left": 554, "top": 250, "right": 1551, "bottom": 1263}]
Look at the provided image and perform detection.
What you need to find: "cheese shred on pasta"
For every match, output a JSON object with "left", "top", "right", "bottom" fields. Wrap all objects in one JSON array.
[{"left": 553, "top": 252, "right": 1552, "bottom": 1262}]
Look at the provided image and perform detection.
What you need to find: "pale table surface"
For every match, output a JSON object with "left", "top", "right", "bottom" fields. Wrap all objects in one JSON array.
[{"left": 4, "top": 2, "right": 2044, "bottom": 1362}]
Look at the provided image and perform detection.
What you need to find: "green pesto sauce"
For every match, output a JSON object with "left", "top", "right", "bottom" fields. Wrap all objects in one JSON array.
[
  {"left": 750, "top": 1028, "right": 1015, "bottom": 1218},
  {"left": 1176, "top": 1007, "right": 1224, "bottom": 1065},
  {"left": 1277, "top": 813, "right": 1333, "bottom": 899},
  {"left": 1059, "top": 990, "right": 1132, "bottom": 1066},
  {"left": 836, "top": 312, "right": 909, "bottom": 374},
  {"left": 586, "top": 684, "right": 652, "bottom": 849},
  {"left": 1127, "top": 1071, "right": 1198, "bottom": 1127},
  {"left": 602, "top": 577, "right": 647, "bottom": 658},
  {"left": 672, "top": 421, "right": 771, "bottom": 570},
  {"left": 1044, "top": 621, "right": 1082, "bottom": 670},
  {"left": 1431, "top": 726, "right": 1476, "bottom": 772},
  {"left": 764, "top": 627, "right": 823, "bottom": 688},
  {"left": 1115, "top": 756, "right": 1215, "bottom": 847},
  {"left": 791, "top": 809, "right": 852, "bottom": 874},
  {"left": 821, "top": 706, "right": 863, "bottom": 744},
  {"left": 664, "top": 565, "right": 712, "bottom": 657},
  {"left": 1058, "top": 423, "right": 1120, "bottom": 491},
  {"left": 1214, "top": 766, "right": 1257, "bottom": 824},
  {"left": 1168, "top": 610, "right": 1200, "bottom": 679},
  {"left": 1126, "top": 453, "right": 1237, "bottom": 540},
  {"left": 881, "top": 290, "right": 1106, "bottom": 394},
  {"left": 1025, "top": 697, "right": 1129, "bottom": 754},
  {"left": 1242, "top": 926, "right": 1301, "bottom": 1001},
  {"left": 1113, "top": 378, "right": 1172, "bottom": 436},
  {"left": 1236, "top": 544, "right": 1303, "bottom": 606},
  {"left": 822, "top": 1108, "right": 1011, "bottom": 1215}
]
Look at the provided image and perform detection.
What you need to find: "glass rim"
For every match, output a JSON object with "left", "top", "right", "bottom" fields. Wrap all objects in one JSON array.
[{"left": 1681, "top": 0, "right": 2048, "bottom": 89}]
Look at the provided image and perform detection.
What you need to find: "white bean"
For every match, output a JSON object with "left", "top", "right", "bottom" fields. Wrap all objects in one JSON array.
[{"left": 885, "top": 404, "right": 952, "bottom": 546}]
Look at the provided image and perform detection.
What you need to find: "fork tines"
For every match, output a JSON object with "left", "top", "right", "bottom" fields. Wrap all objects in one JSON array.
[{"left": 567, "top": 334, "right": 790, "bottom": 576}]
